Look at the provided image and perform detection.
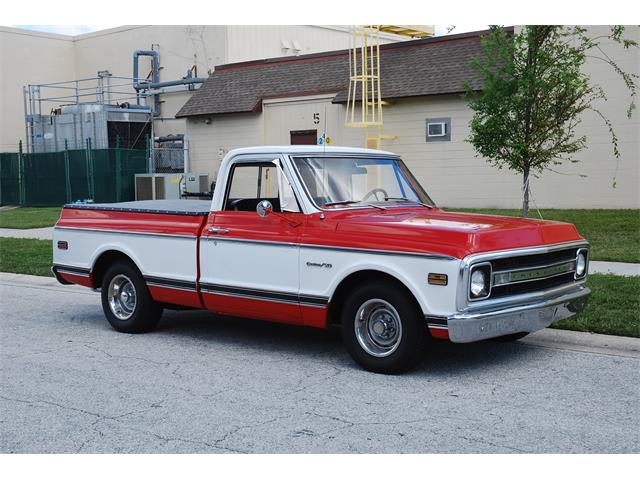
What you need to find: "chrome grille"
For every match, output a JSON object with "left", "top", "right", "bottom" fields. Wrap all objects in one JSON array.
[{"left": 489, "top": 247, "right": 584, "bottom": 300}]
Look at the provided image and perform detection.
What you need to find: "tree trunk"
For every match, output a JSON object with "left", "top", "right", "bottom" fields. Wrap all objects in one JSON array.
[{"left": 521, "top": 166, "right": 530, "bottom": 218}]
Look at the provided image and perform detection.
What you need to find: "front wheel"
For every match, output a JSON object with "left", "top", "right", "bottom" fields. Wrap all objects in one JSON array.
[
  {"left": 341, "top": 281, "right": 426, "bottom": 374},
  {"left": 101, "top": 261, "right": 163, "bottom": 333}
]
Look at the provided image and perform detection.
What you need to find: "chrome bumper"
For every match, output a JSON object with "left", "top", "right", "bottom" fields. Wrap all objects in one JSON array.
[{"left": 445, "top": 286, "right": 591, "bottom": 343}]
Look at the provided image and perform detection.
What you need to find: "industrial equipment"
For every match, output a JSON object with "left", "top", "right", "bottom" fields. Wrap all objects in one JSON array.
[
  {"left": 183, "top": 173, "right": 209, "bottom": 195},
  {"left": 135, "top": 173, "right": 183, "bottom": 200},
  {"left": 28, "top": 103, "right": 152, "bottom": 153}
]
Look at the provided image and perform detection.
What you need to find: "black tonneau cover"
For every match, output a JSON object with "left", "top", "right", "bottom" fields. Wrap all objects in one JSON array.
[{"left": 64, "top": 200, "right": 211, "bottom": 216}]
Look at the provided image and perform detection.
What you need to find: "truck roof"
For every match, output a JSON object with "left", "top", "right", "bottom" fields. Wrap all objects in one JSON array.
[{"left": 225, "top": 145, "right": 398, "bottom": 157}]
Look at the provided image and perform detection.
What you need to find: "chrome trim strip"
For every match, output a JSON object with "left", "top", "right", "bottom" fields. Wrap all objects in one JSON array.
[
  {"left": 204, "top": 289, "right": 301, "bottom": 306},
  {"left": 55, "top": 269, "right": 91, "bottom": 278},
  {"left": 144, "top": 276, "right": 198, "bottom": 292},
  {"left": 146, "top": 283, "right": 198, "bottom": 293},
  {"left": 301, "top": 243, "right": 455, "bottom": 260},
  {"left": 205, "top": 235, "right": 455, "bottom": 260},
  {"left": 52, "top": 264, "right": 91, "bottom": 277},
  {"left": 200, "top": 282, "right": 329, "bottom": 308},
  {"left": 55, "top": 226, "right": 197, "bottom": 240},
  {"left": 201, "top": 288, "right": 328, "bottom": 309},
  {"left": 494, "top": 257, "right": 577, "bottom": 275},
  {"left": 202, "top": 236, "right": 298, "bottom": 248},
  {"left": 427, "top": 324, "right": 448, "bottom": 330},
  {"left": 461, "top": 240, "right": 588, "bottom": 266},
  {"left": 493, "top": 266, "right": 576, "bottom": 287}
]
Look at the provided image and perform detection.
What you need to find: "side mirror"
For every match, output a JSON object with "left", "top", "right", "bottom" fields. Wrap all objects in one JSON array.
[{"left": 257, "top": 200, "right": 273, "bottom": 218}]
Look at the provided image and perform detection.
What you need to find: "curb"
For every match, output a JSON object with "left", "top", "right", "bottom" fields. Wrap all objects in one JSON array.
[{"left": 521, "top": 328, "right": 640, "bottom": 358}]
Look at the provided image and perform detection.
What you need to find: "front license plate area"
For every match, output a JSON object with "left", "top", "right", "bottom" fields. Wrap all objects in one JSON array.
[{"left": 477, "top": 306, "right": 558, "bottom": 337}]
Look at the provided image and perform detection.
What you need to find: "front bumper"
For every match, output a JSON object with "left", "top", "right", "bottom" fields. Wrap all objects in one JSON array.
[{"left": 442, "top": 285, "right": 591, "bottom": 343}]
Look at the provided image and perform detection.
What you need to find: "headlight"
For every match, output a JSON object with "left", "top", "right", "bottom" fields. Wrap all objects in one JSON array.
[
  {"left": 575, "top": 249, "right": 588, "bottom": 278},
  {"left": 469, "top": 263, "right": 491, "bottom": 300}
]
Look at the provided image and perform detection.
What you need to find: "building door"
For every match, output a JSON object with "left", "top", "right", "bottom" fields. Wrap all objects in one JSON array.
[{"left": 290, "top": 130, "right": 317, "bottom": 145}]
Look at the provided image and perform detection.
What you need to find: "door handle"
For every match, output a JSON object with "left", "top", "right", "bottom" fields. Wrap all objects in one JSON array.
[{"left": 208, "top": 227, "right": 229, "bottom": 234}]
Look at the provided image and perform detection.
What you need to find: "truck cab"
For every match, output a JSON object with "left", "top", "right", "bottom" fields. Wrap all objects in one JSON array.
[{"left": 53, "top": 146, "right": 590, "bottom": 373}]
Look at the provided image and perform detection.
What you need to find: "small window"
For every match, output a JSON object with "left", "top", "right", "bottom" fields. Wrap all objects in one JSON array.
[
  {"left": 425, "top": 117, "right": 451, "bottom": 142},
  {"left": 427, "top": 122, "right": 446, "bottom": 137}
]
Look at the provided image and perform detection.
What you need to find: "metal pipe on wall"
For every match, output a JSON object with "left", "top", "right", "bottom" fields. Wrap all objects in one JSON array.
[{"left": 132, "top": 49, "right": 206, "bottom": 117}]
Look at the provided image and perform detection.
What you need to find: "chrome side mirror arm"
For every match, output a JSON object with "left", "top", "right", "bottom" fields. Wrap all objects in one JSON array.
[
  {"left": 256, "top": 199, "right": 302, "bottom": 227},
  {"left": 256, "top": 200, "right": 273, "bottom": 217}
]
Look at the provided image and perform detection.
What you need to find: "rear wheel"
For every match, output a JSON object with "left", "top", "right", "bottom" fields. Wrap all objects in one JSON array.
[
  {"left": 101, "top": 261, "right": 162, "bottom": 333},
  {"left": 341, "top": 281, "right": 426, "bottom": 374}
]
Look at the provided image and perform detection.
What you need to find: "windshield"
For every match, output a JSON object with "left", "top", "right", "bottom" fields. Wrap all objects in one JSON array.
[{"left": 292, "top": 156, "right": 434, "bottom": 209}]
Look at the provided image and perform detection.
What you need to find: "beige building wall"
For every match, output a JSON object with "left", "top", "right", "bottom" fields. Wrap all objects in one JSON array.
[
  {"left": 187, "top": 25, "right": 639, "bottom": 209},
  {"left": 1, "top": 25, "right": 401, "bottom": 149},
  {"left": 0, "top": 27, "right": 76, "bottom": 151}
]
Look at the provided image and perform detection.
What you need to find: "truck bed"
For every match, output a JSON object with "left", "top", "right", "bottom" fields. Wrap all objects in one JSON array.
[{"left": 63, "top": 200, "right": 211, "bottom": 216}]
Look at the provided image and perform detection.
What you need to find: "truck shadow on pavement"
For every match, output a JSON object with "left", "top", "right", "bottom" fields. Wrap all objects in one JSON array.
[{"left": 150, "top": 309, "right": 535, "bottom": 376}]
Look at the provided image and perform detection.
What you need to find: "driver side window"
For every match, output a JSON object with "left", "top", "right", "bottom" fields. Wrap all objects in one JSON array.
[{"left": 224, "top": 162, "right": 300, "bottom": 213}]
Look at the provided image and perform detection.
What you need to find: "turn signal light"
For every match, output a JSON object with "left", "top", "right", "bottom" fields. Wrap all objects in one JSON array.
[{"left": 428, "top": 273, "right": 448, "bottom": 286}]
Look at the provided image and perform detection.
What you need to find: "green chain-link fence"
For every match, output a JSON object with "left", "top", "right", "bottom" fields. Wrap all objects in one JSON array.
[{"left": 0, "top": 143, "right": 149, "bottom": 207}]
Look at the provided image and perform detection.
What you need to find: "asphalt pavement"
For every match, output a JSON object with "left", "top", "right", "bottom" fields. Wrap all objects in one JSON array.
[{"left": 1, "top": 273, "right": 639, "bottom": 453}]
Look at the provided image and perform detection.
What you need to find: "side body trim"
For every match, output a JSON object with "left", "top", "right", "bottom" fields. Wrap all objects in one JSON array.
[
  {"left": 55, "top": 226, "right": 197, "bottom": 239},
  {"left": 200, "top": 282, "right": 329, "bottom": 308}
]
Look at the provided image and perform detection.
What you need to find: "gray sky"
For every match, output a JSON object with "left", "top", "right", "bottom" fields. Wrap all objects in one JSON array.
[{"left": 14, "top": 24, "right": 489, "bottom": 36}]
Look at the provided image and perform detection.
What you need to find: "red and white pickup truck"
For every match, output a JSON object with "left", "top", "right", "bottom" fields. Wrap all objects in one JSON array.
[{"left": 53, "top": 146, "right": 590, "bottom": 373}]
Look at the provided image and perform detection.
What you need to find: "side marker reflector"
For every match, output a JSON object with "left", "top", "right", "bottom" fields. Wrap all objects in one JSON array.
[
  {"left": 57, "top": 241, "right": 69, "bottom": 250},
  {"left": 428, "top": 273, "right": 448, "bottom": 286}
]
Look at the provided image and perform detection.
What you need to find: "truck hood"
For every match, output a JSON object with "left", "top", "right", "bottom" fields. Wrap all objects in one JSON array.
[{"left": 325, "top": 207, "right": 584, "bottom": 259}]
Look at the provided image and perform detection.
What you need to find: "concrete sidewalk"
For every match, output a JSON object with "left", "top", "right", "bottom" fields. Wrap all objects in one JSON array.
[
  {"left": 0, "top": 227, "right": 53, "bottom": 240},
  {"left": 589, "top": 261, "right": 640, "bottom": 276}
]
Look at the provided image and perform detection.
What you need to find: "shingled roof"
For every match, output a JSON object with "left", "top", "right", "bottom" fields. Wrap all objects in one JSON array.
[{"left": 176, "top": 28, "right": 509, "bottom": 118}]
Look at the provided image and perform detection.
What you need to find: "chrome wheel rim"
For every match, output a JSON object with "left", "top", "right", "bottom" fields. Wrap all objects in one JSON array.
[
  {"left": 108, "top": 274, "right": 137, "bottom": 321},
  {"left": 354, "top": 299, "right": 403, "bottom": 357}
]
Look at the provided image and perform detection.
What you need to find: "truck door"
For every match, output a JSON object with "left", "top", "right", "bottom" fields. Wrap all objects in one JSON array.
[{"left": 199, "top": 157, "right": 304, "bottom": 324}]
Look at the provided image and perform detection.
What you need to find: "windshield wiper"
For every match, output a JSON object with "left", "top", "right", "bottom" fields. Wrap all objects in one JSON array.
[
  {"left": 384, "top": 197, "right": 434, "bottom": 209},
  {"left": 323, "top": 200, "right": 387, "bottom": 210},
  {"left": 322, "top": 200, "right": 360, "bottom": 207}
]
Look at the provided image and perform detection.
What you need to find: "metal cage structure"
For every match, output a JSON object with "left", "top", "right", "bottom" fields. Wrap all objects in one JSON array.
[
  {"left": 345, "top": 25, "right": 435, "bottom": 149},
  {"left": 22, "top": 74, "right": 154, "bottom": 155}
]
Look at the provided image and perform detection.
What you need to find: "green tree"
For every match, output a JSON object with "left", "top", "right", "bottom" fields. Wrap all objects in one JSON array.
[{"left": 465, "top": 26, "right": 638, "bottom": 217}]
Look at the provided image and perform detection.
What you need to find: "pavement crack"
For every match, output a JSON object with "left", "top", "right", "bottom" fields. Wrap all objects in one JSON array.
[
  {"left": 213, "top": 415, "right": 289, "bottom": 449},
  {"left": 83, "top": 344, "right": 170, "bottom": 367}
]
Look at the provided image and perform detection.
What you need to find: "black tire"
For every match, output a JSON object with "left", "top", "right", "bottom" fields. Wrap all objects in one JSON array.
[
  {"left": 100, "top": 260, "right": 163, "bottom": 333},
  {"left": 494, "top": 332, "right": 530, "bottom": 342},
  {"left": 341, "top": 281, "right": 426, "bottom": 374}
]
